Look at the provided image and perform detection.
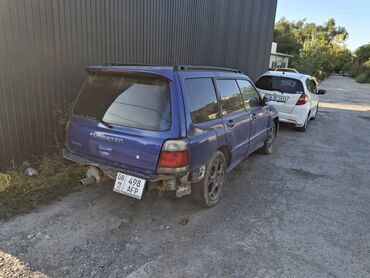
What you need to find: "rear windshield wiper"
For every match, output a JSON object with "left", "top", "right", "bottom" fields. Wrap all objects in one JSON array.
[
  {"left": 272, "top": 88, "right": 285, "bottom": 94},
  {"left": 97, "top": 118, "right": 113, "bottom": 129},
  {"left": 74, "top": 113, "right": 113, "bottom": 128}
]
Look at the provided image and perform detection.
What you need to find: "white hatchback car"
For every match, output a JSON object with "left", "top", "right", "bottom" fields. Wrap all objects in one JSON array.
[{"left": 255, "top": 71, "right": 326, "bottom": 131}]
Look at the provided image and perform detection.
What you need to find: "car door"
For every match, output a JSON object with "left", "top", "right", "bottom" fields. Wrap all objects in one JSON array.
[
  {"left": 215, "top": 79, "right": 251, "bottom": 161},
  {"left": 182, "top": 77, "right": 227, "bottom": 170},
  {"left": 237, "top": 79, "right": 270, "bottom": 153}
]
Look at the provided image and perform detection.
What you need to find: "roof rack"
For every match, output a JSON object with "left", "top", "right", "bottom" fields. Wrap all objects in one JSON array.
[
  {"left": 174, "top": 65, "right": 242, "bottom": 73},
  {"left": 103, "top": 63, "right": 167, "bottom": 67},
  {"left": 101, "top": 63, "right": 242, "bottom": 74}
]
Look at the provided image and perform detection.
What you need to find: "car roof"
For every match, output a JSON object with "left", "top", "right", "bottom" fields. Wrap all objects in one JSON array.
[
  {"left": 260, "top": 70, "right": 310, "bottom": 81},
  {"left": 274, "top": 68, "right": 297, "bottom": 72},
  {"left": 86, "top": 64, "right": 246, "bottom": 81}
]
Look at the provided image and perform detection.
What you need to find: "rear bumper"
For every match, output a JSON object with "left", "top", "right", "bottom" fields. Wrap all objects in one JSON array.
[
  {"left": 277, "top": 106, "right": 309, "bottom": 127},
  {"left": 63, "top": 149, "right": 199, "bottom": 197},
  {"left": 63, "top": 149, "right": 172, "bottom": 182}
]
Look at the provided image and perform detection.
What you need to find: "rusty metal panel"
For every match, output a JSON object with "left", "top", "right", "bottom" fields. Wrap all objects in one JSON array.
[{"left": 0, "top": 0, "right": 277, "bottom": 168}]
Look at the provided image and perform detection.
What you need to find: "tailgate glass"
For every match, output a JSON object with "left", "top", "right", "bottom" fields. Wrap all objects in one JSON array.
[
  {"left": 256, "top": 76, "right": 304, "bottom": 94},
  {"left": 73, "top": 74, "right": 171, "bottom": 131}
]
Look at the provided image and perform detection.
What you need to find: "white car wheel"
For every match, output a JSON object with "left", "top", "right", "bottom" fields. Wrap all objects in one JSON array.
[
  {"left": 311, "top": 104, "right": 319, "bottom": 120},
  {"left": 297, "top": 114, "right": 309, "bottom": 132}
]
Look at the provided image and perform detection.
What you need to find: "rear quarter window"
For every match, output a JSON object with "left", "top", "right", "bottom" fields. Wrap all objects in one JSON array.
[{"left": 73, "top": 74, "right": 171, "bottom": 131}]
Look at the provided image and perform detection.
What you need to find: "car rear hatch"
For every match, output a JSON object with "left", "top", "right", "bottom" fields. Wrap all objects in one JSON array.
[
  {"left": 256, "top": 75, "right": 304, "bottom": 113},
  {"left": 66, "top": 68, "right": 182, "bottom": 175}
]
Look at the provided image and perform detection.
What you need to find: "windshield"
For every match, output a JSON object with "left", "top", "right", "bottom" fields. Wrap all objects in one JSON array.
[
  {"left": 256, "top": 76, "right": 304, "bottom": 94},
  {"left": 73, "top": 73, "right": 171, "bottom": 131}
]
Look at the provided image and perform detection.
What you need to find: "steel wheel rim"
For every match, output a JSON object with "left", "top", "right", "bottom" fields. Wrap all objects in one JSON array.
[{"left": 207, "top": 156, "right": 225, "bottom": 201}]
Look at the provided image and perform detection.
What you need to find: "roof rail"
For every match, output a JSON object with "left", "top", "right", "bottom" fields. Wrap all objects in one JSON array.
[
  {"left": 174, "top": 65, "right": 242, "bottom": 73},
  {"left": 101, "top": 63, "right": 242, "bottom": 74},
  {"left": 103, "top": 63, "right": 167, "bottom": 67}
]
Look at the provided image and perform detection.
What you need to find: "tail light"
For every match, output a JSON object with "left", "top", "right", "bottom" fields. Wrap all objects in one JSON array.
[
  {"left": 157, "top": 139, "right": 189, "bottom": 174},
  {"left": 296, "top": 93, "right": 308, "bottom": 105}
]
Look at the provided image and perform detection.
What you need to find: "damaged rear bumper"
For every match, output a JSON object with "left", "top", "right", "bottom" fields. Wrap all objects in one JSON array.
[{"left": 63, "top": 149, "right": 203, "bottom": 197}]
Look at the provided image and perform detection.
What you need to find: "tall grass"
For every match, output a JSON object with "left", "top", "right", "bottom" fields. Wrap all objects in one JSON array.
[{"left": 0, "top": 153, "right": 84, "bottom": 220}]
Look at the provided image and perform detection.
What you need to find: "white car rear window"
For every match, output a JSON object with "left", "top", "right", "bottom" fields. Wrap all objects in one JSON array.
[{"left": 256, "top": 76, "right": 304, "bottom": 94}]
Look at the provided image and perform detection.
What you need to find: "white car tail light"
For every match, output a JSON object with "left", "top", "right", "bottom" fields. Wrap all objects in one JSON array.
[{"left": 296, "top": 93, "right": 308, "bottom": 105}]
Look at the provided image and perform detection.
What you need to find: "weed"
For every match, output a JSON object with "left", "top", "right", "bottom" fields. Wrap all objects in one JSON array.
[{"left": 0, "top": 154, "right": 84, "bottom": 220}]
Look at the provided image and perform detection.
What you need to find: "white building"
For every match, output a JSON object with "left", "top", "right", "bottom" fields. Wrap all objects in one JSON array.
[{"left": 269, "top": 42, "right": 293, "bottom": 69}]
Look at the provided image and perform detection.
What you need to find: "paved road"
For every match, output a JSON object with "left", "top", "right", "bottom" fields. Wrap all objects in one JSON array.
[{"left": 1, "top": 76, "right": 370, "bottom": 278}]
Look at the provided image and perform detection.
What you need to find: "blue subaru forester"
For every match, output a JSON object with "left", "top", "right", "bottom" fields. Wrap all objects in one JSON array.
[{"left": 64, "top": 65, "right": 279, "bottom": 207}]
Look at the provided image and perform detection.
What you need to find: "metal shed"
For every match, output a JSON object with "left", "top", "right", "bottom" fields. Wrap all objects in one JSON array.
[{"left": 0, "top": 0, "right": 277, "bottom": 168}]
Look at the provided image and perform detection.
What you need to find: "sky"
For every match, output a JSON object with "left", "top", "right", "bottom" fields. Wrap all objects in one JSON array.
[{"left": 275, "top": 0, "right": 370, "bottom": 51}]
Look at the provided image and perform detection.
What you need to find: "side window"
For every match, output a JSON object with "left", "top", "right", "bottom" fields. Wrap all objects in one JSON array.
[
  {"left": 305, "top": 78, "right": 317, "bottom": 94},
  {"left": 310, "top": 79, "right": 317, "bottom": 93},
  {"left": 184, "top": 78, "right": 220, "bottom": 123},
  {"left": 237, "top": 80, "right": 261, "bottom": 109},
  {"left": 217, "top": 79, "right": 245, "bottom": 115},
  {"left": 305, "top": 78, "right": 314, "bottom": 93}
]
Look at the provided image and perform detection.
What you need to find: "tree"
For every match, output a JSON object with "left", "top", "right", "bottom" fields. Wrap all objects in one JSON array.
[
  {"left": 273, "top": 17, "right": 352, "bottom": 80},
  {"left": 355, "top": 43, "right": 370, "bottom": 64},
  {"left": 273, "top": 18, "right": 301, "bottom": 56},
  {"left": 322, "top": 18, "right": 349, "bottom": 41},
  {"left": 352, "top": 43, "right": 370, "bottom": 83}
]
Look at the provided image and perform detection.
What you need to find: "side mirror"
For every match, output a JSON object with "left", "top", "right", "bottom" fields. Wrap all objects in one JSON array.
[
  {"left": 317, "top": 89, "right": 326, "bottom": 95},
  {"left": 262, "top": 95, "right": 269, "bottom": 105}
]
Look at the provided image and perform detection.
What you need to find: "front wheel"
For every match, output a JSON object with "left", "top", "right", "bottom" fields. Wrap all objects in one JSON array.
[
  {"left": 260, "top": 121, "right": 276, "bottom": 154},
  {"left": 297, "top": 114, "right": 309, "bottom": 132},
  {"left": 192, "top": 151, "right": 227, "bottom": 208}
]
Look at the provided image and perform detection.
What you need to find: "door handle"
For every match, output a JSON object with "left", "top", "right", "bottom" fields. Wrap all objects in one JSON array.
[
  {"left": 251, "top": 113, "right": 257, "bottom": 120},
  {"left": 226, "top": 119, "right": 235, "bottom": 128}
]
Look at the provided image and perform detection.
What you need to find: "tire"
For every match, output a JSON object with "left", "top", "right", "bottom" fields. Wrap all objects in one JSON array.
[
  {"left": 192, "top": 150, "right": 227, "bottom": 208},
  {"left": 297, "top": 114, "right": 309, "bottom": 132},
  {"left": 260, "top": 121, "right": 276, "bottom": 154},
  {"left": 311, "top": 104, "right": 319, "bottom": 120}
]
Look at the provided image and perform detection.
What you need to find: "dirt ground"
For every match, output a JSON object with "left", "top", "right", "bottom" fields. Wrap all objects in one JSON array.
[{"left": 1, "top": 75, "right": 370, "bottom": 278}]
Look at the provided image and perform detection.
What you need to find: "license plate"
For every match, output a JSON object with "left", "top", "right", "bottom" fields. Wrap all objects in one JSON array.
[
  {"left": 266, "top": 94, "right": 289, "bottom": 103},
  {"left": 113, "top": 172, "right": 146, "bottom": 200}
]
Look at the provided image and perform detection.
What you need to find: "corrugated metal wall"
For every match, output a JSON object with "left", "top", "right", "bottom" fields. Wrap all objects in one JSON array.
[{"left": 0, "top": 0, "right": 277, "bottom": 168}]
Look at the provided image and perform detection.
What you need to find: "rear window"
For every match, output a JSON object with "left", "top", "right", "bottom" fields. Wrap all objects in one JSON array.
[
  {"left": 73, "top": 74, "right": 171, "bottom": 131},
  {"left": 256, "top": 76, "right": 304, "bottom": 94}
]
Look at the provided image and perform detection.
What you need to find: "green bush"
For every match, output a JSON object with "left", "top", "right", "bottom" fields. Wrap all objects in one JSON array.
[
  {"left": 351, "top": 63, "right": 363, "bottom": 77},
  {"left": 355, "top": 70, "right": 370, "bottom": 83}
]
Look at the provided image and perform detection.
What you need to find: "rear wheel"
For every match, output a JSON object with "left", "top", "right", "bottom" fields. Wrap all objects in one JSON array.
[
  {"left": 311, "top": 104, "right": 319, "bottom": 120},
  {"left": 297, "top": 114, "right": 309, "bottom": 132},
  {"left": 260, "top": 121, "right": 276, "bottom": 154},
  {"left": 192, "top": 151, "right": 227, "bottom": 208}
]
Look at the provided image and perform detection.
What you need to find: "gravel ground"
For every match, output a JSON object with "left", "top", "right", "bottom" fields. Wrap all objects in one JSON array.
[{"left": 1, "top": 75, "right": 370, "bottom": 278}]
